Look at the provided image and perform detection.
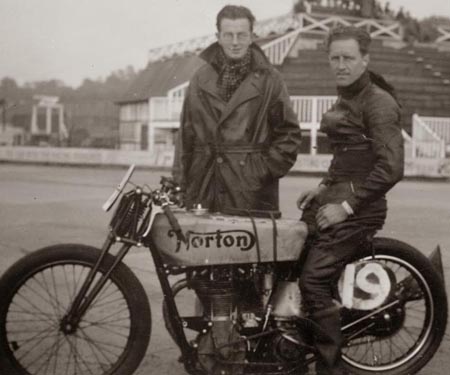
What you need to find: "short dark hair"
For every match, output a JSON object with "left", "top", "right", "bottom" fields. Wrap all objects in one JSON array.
[
  {"left": 216, "top": 5, "right": 256, "bottom": 32},
  {"left": 326, "top": 26, "right": 372, "bottom": 55}
]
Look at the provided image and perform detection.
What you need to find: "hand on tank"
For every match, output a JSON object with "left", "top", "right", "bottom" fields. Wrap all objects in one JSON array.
[{"left": 316, "top": 203, "right": 349, "bottom": 230}]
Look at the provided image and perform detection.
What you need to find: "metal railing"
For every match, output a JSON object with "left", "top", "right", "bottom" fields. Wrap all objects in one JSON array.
[
  {"left": 297, "top": 12, "right": 403, "bottom": 40},
  {"left": 436, "top": 26, "right": 450, "bottom": 43},
  {"left": 291, "top": 95, "right": 337, "bottom": 155},
  {"left": 148, "top": 95, "right": 339, "bottom": 155},
  {"left": 147, "top": 97, "right": 450, "bottom": 160},
  {"left": 148, "top": 12, "right": 402, "bottom": 64},
  {"left": 291, "top": 95, "right": 336, "bottom": 123},
  {"left": 149, "top": 95, "right": 337, "bottom": 126},
  {"left": 261, "top": 27, "right": 303, "bottom": 65},
  {"left": 420, "top": 116, "right": 450, "bottom": 144},
  {"left": 411, "top": 114, "right": 446, "bottom": 159}
]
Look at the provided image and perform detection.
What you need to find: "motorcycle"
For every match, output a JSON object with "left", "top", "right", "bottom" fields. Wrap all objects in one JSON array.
[{"left": 0, "top": 165, "right": 447, "bottom": 375}]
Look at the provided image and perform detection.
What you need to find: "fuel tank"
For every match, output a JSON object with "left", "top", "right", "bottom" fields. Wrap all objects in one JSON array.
[{"left": 150, "top": 209, "right": 308, "bottom": 266}]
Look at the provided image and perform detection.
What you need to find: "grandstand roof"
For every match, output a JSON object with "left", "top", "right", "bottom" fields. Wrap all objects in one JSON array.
[{"left": 117, "top": 54, "right": 204, "bottom": 104}]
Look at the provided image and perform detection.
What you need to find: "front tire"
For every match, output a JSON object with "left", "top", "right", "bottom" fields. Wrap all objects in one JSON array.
[
  {"left": 0, "top": 244, "right": 151, "bottom": 375},
  {"left": 341, "top": 237, "right": 447, "bottom": 375}
]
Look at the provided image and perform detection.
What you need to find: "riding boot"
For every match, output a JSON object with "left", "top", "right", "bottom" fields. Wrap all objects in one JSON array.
[{"left": 311, "top": 306, "right": 347, "bottom": 375}]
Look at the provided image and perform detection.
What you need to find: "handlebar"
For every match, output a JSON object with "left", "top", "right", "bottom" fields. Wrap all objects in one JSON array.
[
  {"left": 156, "top": 178, "right": 186, "bottom": 243},
  {"left": 158, "top": 176, "right": 184, "bottom": 207}
]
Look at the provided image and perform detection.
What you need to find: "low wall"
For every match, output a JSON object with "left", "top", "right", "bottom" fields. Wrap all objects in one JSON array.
[
  {"left": 1, "top": 146, "right": 449, "bottom": 178},
  {"left": 291, "top": 154, "right": 450, "bottom": 178},
  {"left": 0, "top": 146, "right": 174, "bottom": 168}
]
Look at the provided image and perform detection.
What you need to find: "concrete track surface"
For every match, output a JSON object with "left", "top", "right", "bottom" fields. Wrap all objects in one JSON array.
[{"left": 0, "top": 164, "right": 449, "bottom": 375}]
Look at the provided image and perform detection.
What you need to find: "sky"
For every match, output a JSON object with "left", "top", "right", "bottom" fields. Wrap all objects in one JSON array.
[{"left": 1, "top": 0, "right": 449, "bottom": 88}]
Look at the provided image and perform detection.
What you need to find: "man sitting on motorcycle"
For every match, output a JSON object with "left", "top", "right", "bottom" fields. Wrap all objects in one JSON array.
[{"left": 296, "top": 26, "right": 404, "bottom": 375}]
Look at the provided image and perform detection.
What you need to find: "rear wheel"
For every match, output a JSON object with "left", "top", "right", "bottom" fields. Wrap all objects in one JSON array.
[
  {"left": 341, "top": 237, "right": 447, "bottom": 375},
  {"left": 0, "top": 244, "right": 151, "bottom": 375}
]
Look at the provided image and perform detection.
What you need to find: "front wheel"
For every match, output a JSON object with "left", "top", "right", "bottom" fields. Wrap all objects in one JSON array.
[
  {"left": 341, "top": 237, "right": 447, "bottom": 375},
  {"left": 0, "top": 244, "right": 151, "bottom": 375}
]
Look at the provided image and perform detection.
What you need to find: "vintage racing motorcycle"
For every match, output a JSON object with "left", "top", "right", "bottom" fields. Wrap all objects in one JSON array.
[{"left": 0, "top": 165, "right": 447, "bottom": 375}]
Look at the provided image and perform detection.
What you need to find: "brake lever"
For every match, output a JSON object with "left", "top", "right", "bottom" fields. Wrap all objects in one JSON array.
[{"left": 142, "top": 205, "right": 164, "bottom": 238}]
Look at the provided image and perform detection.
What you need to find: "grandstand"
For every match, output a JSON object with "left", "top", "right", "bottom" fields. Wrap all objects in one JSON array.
[{"left": 117, "top": 3, "right": 450, "bottom": 163}]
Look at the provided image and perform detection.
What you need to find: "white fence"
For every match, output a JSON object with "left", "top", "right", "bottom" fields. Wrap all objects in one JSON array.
[
  {"left": 291, "top": 96, "right": 336, "bottom": 154},
  {"left": 149, "top": 95, "right": 337, "bottom": 125},
  {"left": 148, "top": 96, "right": 450, "bottom": 161},
  {"left": 410, "top": 114, "right": 446, "bottom": 159},
  {"left": 148, "top": 12, "right": 402, "bottom": 64},
  {"left": 296, "top": 12, "right": 403, "bottom": 40},
  {"left": 291, "top": 95, "right": 336, "bottom": 123},
  {"left": 261, "top": 27, "right": 303, "bottom": 65},
  {"left": 436, "top": 26, "right": 450, "bottom": 43},
  {"left": 420, "top": 116, "right": 450, "bottom": 144},
  {"left": 148, "top": 95, "right": 338, "bottom": 155},
  {"left": 147, "top": 95, "right": 338, "bottom": 155}
]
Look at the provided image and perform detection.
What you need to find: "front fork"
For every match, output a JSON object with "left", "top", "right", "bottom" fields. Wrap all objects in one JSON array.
[
  {"left": 62, "top": 233, "right": 133, "bottom": 332},
  {"left": 146, "top": 237, "right": 201, "bottom": 374},
  {"left": 62, "top": 231, "right": 201, "bottom": 372}
]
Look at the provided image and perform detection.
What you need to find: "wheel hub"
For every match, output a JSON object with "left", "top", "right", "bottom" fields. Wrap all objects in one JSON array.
[{"left": 60, "top": 316, "right": 78, "bottom": 334}]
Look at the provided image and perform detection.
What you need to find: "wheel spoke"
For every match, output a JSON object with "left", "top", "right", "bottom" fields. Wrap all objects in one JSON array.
[
  {"left": 76, "top": 329, "right": 112, "bottom": 372},
  {"left": 32, "top": 332, "right": 64, "bottom": 375},
  {"left": 64, "top": 334, "right": 96, "bottom": 375},
  {"left": 78, "top": 328, "right": 124, "bottom": 367},
  {"left": 342, "top": 252, "right": 435, "bottom": 372},
  {"left": 9, "top": 291, "right": 59, "bottom": 323},
  {"left": 1, "top": 255, "right": 140, "bottom": 375},
  {"left": 16, "top": 334, "right": 60, "bottom": 365},
  {"left": 37, "top": 270, "right": 63, "bottom": 318},
  {"left": 14, "top": 327, "right": 59, "bottom": 359}
]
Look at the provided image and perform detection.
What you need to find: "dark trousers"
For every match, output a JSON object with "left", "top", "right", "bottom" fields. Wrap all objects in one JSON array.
[
  {"left": 298, "top": 181, "right": 386, "bottom": 374},
  {"left": 299, "top": 229, "right": 373, "bottom": 374}
]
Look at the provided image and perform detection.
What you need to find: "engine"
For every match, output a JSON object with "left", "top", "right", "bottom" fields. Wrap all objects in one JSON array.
[{"left": 188, "top": 264, "right": 311, "bottom": 374}]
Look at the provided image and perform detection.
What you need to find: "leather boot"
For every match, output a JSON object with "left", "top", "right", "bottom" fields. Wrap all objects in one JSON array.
[{"left": 311, "top": 307, "right": 347, "bottom": 375}]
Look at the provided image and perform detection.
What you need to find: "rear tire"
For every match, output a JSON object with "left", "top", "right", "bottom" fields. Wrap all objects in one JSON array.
[
  {"left": 341, "top": 237, "right": 447, "bottom": 375},
  {"left": 0, "top": 244, "right": 151, "bottom": 375}
]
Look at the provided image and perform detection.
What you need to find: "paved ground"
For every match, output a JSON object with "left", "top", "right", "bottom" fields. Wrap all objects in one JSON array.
[{"left": 0, "top": 163, "right": 449, "bottom": 374}]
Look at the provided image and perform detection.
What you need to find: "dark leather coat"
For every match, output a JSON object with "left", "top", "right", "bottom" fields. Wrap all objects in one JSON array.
[
  {"left": 173, "top": 43, "right": 301, "bottom": 213},
  {"left": 319, "top": 70, "right": 404, "bottom": 214}
]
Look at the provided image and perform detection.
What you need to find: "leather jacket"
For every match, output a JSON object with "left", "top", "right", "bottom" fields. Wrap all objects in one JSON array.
[
  {"left": 320, "top": 70, "right": 404, "bottom": 213},
  {"left": 172, "top": 43, "right": 301, "bottom": 213}
]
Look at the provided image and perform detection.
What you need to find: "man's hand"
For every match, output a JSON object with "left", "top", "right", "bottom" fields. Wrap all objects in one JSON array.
[
  {"left": 316, "top": 203, "right": 349, "bottom": 230},
  {"left": 296, "top": 185, "right": 327, "bottom": 210}
]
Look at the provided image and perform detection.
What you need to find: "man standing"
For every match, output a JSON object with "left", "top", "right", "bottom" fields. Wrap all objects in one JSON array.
[{"left": 173, "top": 5, "right": 301, "bottom": 214}]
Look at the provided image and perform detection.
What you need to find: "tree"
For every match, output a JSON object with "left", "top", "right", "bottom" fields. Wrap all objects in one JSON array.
[{"left": 0, "top": 77, "right": 19, "bottom": 99}]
